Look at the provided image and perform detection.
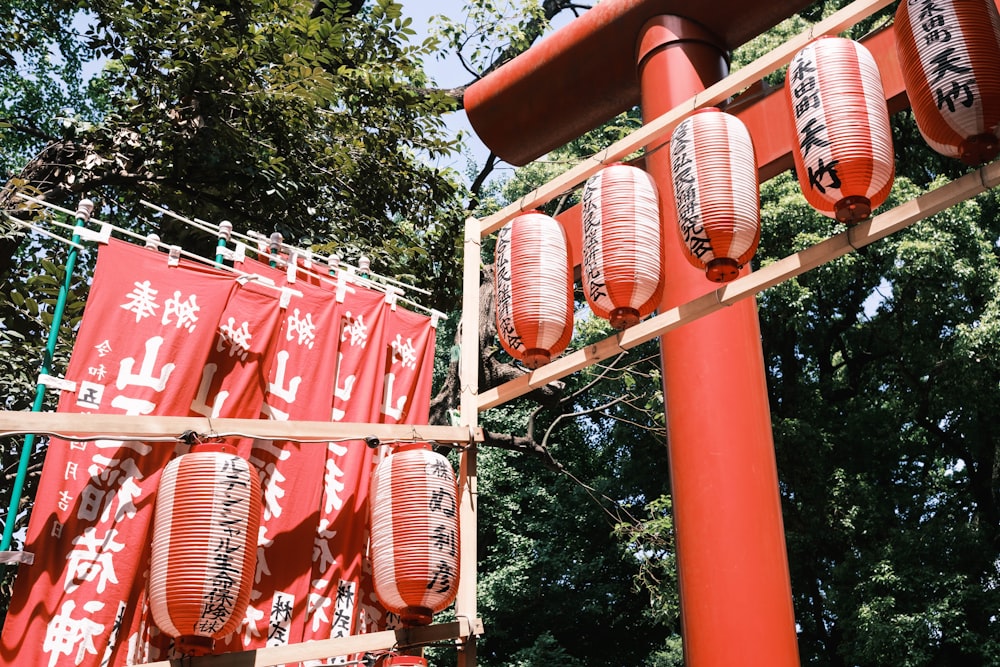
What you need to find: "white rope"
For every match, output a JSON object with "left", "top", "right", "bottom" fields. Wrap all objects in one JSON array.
[
  {"left": 4, "top": 213, "right": 86, "bottom": 251},
  {"left": 12, "top": 193, "right": 303, "bottom": 302},
  {"left": 139, "top": 199, "right": 447, "bottom": 320}
]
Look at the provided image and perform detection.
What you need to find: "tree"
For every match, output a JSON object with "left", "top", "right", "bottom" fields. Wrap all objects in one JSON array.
[
  {"left": 0, "top": 0, "right": 471, "bottom": 618},
  {"left": 430, "top": 1, "right": 1000, "bottom": 665},
  {"left": 4, "top": 0, "right": 998, "bottom": 665},
  {"left": 1, "top": 0, "right": 468, "bottom": 302}
]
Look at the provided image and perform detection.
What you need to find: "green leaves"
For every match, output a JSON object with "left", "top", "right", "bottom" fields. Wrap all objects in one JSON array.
[{"left": 3, "top": 0, "right": 470, "bottom": 308}]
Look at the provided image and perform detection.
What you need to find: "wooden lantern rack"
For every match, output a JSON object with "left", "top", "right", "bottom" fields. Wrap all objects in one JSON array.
[{"left": 1, "top": 0, "right": 999, "bottom": 664}]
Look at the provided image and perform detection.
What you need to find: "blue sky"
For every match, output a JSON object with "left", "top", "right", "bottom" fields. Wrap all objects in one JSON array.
[{"left": 404, "top": 0, "right": 493, "bottom": 180}]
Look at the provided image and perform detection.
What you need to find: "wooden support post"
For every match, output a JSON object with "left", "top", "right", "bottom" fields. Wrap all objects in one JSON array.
[{"left": 456, "top": 217, "right": 482, "bottom": 667}]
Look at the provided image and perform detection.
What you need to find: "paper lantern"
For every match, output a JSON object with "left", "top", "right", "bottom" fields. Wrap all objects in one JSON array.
[
  {"left": 370, "top": 443, "right": 460, "bottom": 626},
  {"left": 895, "top": 0, "right": 1000, "bottom": 164},
  {"left": 581, "top": 163, "right": 663, "bottom": 327},
  {"left": 669, "top": 108, "right": 761, "bottom": 283},
  {"left": 149, "top": 443, "right": 262, "bottom": 656},
  {"left": 494, "top": 211, "right": 573, "bottom": 368},
  {"left": 785, "top": 36, "right": 895, "bottom": 224}
]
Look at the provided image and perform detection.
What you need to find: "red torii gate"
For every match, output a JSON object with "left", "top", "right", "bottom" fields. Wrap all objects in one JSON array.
[{"left": 464, "top": 1, "right": 906, "bottom": 665}]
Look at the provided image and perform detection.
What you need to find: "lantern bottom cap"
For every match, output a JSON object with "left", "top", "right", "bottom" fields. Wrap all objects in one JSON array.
[
  {"left": 834, "top": 195, "right": 871, "bottom": 226},
  {"left": 400, "top": 606, "right": 434, "bottom": 626},
  {"left": 609, "top": 307, "right": 641, "bottom": 329},
  {"left": 705, "top": 257, "right": 740, "bottom": 283},
  {"left": 960, "top": 133, "right": 1000, "bottom": 166},
  {"left": 378, "top": 656, "right": 428, "bottom": 667},
  {"left": 175, "top": 634, "right": 215, "bottom": 656},
  {"left": 522, "top": 348, "right": 551, "bottom": 369}
]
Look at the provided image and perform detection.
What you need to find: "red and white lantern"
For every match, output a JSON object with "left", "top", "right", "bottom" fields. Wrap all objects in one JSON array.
[
  {"left": 669, "top": 108, "right": 761, "bottom": 283},
  {"left": 581, "top": 163, "right": 663, "bottom": 328},
  {"left": 370, "top": 443, "right": 460, "bottom": 626},
  {"left": 895, "top": 0, "right": 1000, "bottom": 164},
  {"left": 785, "top": 36, "right": 895, "bottom": 224},
  {"left": 494, "top": 211, "right": 573, "bottom": 368},
  {"left": 149, "top": 443, "right": 262, "bottom": 655}
]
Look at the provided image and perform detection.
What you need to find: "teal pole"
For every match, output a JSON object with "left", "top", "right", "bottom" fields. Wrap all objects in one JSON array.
[
  {"left": 215, "top": 220, "right": 232, "bottom": 266},
  {"left": 1, "top": 199, "right": 94, "bottom": 552},
  {"left": 269, "top": 231, "right": 282, "bottom": 268}
]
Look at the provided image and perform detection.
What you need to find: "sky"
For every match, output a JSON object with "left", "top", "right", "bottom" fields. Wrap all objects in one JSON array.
[
  {"left": 401, "top": 0, "right": 575, "bottom": 185},
  {"left": 403, "top": 0, "right": 495, "bottom": 182}
]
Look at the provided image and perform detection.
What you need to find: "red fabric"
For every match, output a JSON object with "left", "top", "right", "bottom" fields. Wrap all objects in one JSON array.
[
  {"left": 0, "top": 239, "right": 237, "bottom": 667},
  {"left": 131, "top": 266, "right": 285, "bottom": 660},
  {"left": 1, "top": 243, "right": 440, "bottom": 665},
  {"left": 379, "top": 307, "right": 437, "bottom": 427},
  {"left": 355, "top": 306, "right": 440, "bottom": 634},
  {"left": 218, "top": 261, "right": 343, "bottom": 654},
  {"left": 302, "top": 280, "right": 389, "bottom": 647}
]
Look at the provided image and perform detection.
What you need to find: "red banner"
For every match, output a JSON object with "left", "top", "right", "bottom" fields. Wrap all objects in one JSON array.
[
  {"left": 357, "top": 305, "right": 439, "bottom": 634},
  {"left": 301, "top": 277, "right": 390, "bottom": 656},
  {"left": 218, "top": 261, "right": 344, "bottom": 655},
  {"left": 1, "top": 244, "right": 441, "bottom": 666},
  {"left": 380, "top": 306, "right": 437, "bottom": 427},
  {"left": 0, "top": 239, "right": 237, "bottom": 667}
]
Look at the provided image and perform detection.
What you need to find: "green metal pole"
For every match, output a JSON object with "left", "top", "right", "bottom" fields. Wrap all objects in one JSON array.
[
  {"left": 215, "top": 220, "right": 232, "bottom": 266},
  {"left": 269, "top": 231, "right": 282, "bottom": 268},
  {"left": 1, "top": 199, "right": 94, "bottom": 552}
]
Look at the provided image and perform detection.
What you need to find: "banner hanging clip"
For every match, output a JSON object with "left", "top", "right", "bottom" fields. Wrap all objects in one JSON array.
[
  {"left": 384, "top": 286, "right": 401, "bottom": 310},
  {"left": 37, "top": 373, "right": 77, "bottom": 393},
  {"left": 167, "top": 245, "right": 182, "bottom": 266},
  {"left": 0, "top": 550, "right": 34, "bottom": 565},
  {"left": 74, "top": 223, "right": 112, "bottom": 245},
  {"left": 279, "top": 286, "right": 302, "bottom": 309},
  {"left": 219, "top": 241, "right": 247, "bottom": 264}
]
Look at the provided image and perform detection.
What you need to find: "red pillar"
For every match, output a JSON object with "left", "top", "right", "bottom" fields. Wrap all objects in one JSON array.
[{"left": 637, "top": 16, "right": 800, "bottom": 666}]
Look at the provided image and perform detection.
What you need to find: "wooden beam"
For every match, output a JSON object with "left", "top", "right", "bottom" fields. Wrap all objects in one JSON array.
[
  {"left": 0, "top": 411, "right": 481, "bottom": 445},
  {"left": 132, "top": 618, "right": 484, "bottom": 667},
  {"left": 476, "top": 0, "right": 897, "bottom": 237},
  {"left": 478, "top": 159, "right": 1000, "bottom": 411}
]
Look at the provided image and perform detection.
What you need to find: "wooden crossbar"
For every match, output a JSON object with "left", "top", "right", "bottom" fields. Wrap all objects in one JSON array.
[
  {"left": 0, "top": 411, "right": 481, "bottom": 445},
  {"left": 131, "top": 618, "right": 484, "bottom": 667}
]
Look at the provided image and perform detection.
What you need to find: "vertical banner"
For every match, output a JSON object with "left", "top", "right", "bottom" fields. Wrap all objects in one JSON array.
[
  {"left": 217, "top": 261, "right": 343, "bottom": 655},
  {"left": 180, "top": 277, "right": 284, "bottom": 656},
  {"left": 301, "top": 278, "right": 389, "bottom": 661},
  {"left": 126, "top": 265, "right": 286, "bottom": 662},
  {"left": 379, "top": 307, "right": 437, "bottom": 428},
  {"left": 0, "top": 239, "right": 237, "bottom": 667},
  {"left": 357, "top": 306, "right": 439, "bottom": 633},
  {"left": 187, "top": 280, "right": 284, "bottom": 438}
]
